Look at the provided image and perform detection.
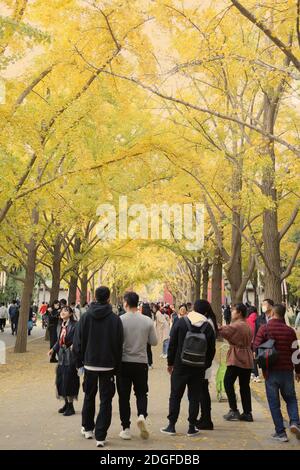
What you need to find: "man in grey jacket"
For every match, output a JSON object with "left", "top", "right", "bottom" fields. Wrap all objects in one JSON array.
[{"left": 117, "top": 291, "right": 158, "bottom": 441}]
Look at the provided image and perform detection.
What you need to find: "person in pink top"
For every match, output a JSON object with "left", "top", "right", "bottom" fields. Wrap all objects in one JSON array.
[
  {"left": 246, "top": 306, "right": 258, "bottom": 337},
  {"left": 219, "top": 303, "right": 254, "bottom": 423}
]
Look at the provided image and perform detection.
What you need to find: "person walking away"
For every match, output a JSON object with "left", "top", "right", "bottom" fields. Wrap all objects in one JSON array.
[
  {"left": 193, "top": 299, "right": 218, "bottom": 430},
  {"left": 161, "top": 308, "right": 215, "bottom": 437},
  {"left": 246, "top": 306, "right": 261, "bottom": 383},
  {"left": 219, "top": 303, "right": 253, "bottom": 422},
  {"left": 254, "top": 304, "right": 300, "bottom": 442},
  {"left": 118, "top": 293, "right": 158, "bottom": 441},
  {"left": 73, "top": 286, "right": 123, "bottom": 448},
  {"left": 223, "top": 305, "right": 231, "bottom": 325},
  {"left": 48, "top": 306, "right": 80, "bottom": 416},
  {"left": 156, "top": 308, "right": 170, "bottom": 359},
  {"left": 9, "top": 301, "right": 19, "bottom": 335},
  {"left": 40, "top": 302, "right": 48, "bottom": 329},
  {"left": 48, "top": 301, "right": 60, "bottom": 363},
  {"left": 141, "top": 303, "right": 155, "bottom": 369},
  {"left": 0, "top": 303, "right": 8, "bottom": 332},
  {"left": 28, "top": 306, "right": 34, "bottom": 336}
]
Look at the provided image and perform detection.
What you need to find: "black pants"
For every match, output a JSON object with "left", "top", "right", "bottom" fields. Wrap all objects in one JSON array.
[
  {"left": 168, "top": 367, "right": 204, "bottom": 426},
  {"left": 117, "top": 362, "right": 148, "bottom": 429},
  {"left": 224, "top": 365, "right": 252, "bottom": 414},
  {"left": 82, "top": 369, "right": 116, "bottom": 441},
  {"left": 0, "top": 318, "right": 6, "bottom": 331},
  {"left": 11, "top": 320, "right": 18, "bottom": 335},
  {"left": 199, "top": 379, "right": 212, "bottom": 423},
  {"left": 252, "top": 358, "right": 259, "bottom": 377},
  {"left": 147, "top": 344, "right": 153, "bottom": 367}
]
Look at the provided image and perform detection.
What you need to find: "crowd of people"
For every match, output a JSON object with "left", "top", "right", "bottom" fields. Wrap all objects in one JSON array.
[
  {"left": 1, "top": 290, "right": 300, "bottom": 446},
  {"left": 0, "top": 300, "right": 38, "bottom": 336},
  {"left": 40, "top": 288, "right": 300, "bottom": 448}
]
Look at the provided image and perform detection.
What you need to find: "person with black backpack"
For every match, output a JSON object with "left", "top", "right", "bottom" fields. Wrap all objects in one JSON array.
[{"left": 160, "top": 306, "right": 216, "bottom": 437}]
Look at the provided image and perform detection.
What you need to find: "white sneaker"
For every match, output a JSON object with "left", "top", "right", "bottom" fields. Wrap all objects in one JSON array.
[
  {"left": 119, "top": 428, "right": 132, "bottom": 440},
  {"left": 250, "top": 373, "right": 255, "bottom": 381},
  {"left": 254, "top": 377, "right": 262, "bottom": 383},
  {"left": 148, "top": 365, "right": 153, "bottom": 370},
  {"left": 96, "top": 440, "right": 105, "bottom": 447},
  {"left": 162, "top": 354, "right": 167, "bottom": 359},
  {"left": 137, "top": 415, "right": 149, "bottom": 440},
  {"left": 81, "top": 426, "right": 94, "bottom": 439}
]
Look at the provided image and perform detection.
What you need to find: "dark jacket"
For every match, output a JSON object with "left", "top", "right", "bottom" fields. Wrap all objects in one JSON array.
[
  {"left": 9, "top": 305, "right": 19, "bottom": 320},
  {"left": 73, "top": 302, "right": 123, "bottom": 371},
  {"left": 254, "top": 313, "right": 267, "bottom": 338},
  {"left": 223, "top": 306, "right": 231, "bottom": 322},
  {"left": 48, "top": 308, "right": 60, "bottom": 327},
  {"left": 254, "top": 318, "right": 300, "bottom": 373},
  {"left": 168, "top": 313, "right": 216, "bottom": 371},
  {"left": 52, "top": 319, "right": 77, "bottom": 353}
]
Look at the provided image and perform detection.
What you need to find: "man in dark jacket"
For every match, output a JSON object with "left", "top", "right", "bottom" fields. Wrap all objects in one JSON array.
[
  {"left": 73, "top": 286, "right": 123, "bottom": 448},
  {"left": 160, "top": 310, "right": 215, "bottom": 437},
  {"left": 9, "top": 301, "right": 19, "bottom": 335},
  {"left": 254, "top": 298, "right": 274, "bottom": 337},
  {"left": 254, "top": 304, "right": 300, "bottom": 442}
]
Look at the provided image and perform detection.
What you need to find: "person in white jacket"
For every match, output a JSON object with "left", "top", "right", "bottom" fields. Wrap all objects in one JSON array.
[
  {"left": 155, "top": 308, "right": 170, "bottom": 359},
  {"left": 0, "top": 303, "right": 8, "bottom": 332}
]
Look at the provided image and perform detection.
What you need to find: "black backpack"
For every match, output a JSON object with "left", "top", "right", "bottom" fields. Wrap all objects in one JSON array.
[
  {"left": 181, "top": 317, "right": 208, "bottom": 367},
  {"left": 256, "top": 324, "right": 278, "bottom": 370}
]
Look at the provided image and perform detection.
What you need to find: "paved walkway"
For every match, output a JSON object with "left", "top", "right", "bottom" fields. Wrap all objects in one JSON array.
[
  {"left": 0, "top": 323, "right": 45, "bottom": 350},
  {"left": 0, "top": 339, "right": 299, "bottom": 450}
]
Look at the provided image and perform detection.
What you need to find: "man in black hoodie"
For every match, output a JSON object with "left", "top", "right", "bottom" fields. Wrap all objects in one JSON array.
[{"left": 73, "top": 286, "right": 123, "bottom": 448}]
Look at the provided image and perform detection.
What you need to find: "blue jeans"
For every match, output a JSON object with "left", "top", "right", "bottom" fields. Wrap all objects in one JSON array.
[
  {"left": 265, "top": 370, "right": 299, "bottom": 434},
  {"left": 163, "top": 339, "right": 169, "bottom": 355}
]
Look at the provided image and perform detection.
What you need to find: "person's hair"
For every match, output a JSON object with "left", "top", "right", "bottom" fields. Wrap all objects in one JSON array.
[
  {"left": 247, "top": 305, "right": 258, "bottom": 316},
  {"left": 123, "top": 291, "right": 139, "bottom": 308},
  {"left": 51, "top": 300, "right": 59, "bottom": 309},
  {"left": 60, "top": 298, "right": 67, "bottom": 307},
  {"left": 194, "top": 299, "right": 218, "bottom": 332},
  {"left": 186, "top": 302, "right": 192, "bottom": 308},
  {"left": 141, "top": 302, "right": 152, "bottom": 317},
  {"left": 95, "top": 286, "right": 110, "bottom": 304},
  {"left": 273, "top": 304, "right": 286, "bottom": 319},
  {"left": 234, "top": 303, "right": 247, "bottom": 318},
  {"left": 179, "top": 303, "right": 187, "bottom": 310},
  {"left": 61, "top": 305, "right": 76, "bottom": 321},
  {"left": 263, "top": 298, "right": 274, "bottom": 307}
]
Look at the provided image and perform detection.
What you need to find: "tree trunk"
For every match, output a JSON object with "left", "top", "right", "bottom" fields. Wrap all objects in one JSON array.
[
  {"left": 67, "top": 237, "right": 81, "bottom": 305},
  {"left": 251, "top": 269, "right": 259, "bottom": 307},
  {"left": 49, "top": 235, "right": 62, "bottom": 305},
  {"left": 202, "top": 257, "right": 209, "bottom": 299},
  {"left": 68, "top": 275, "right": 78, "bottom": 305},
  {"left": 80, "top": 269, "right": 88, "bottom": 306},
  {"left": 226, "top": 160, "right": 243, "bottom": 304},
  {"left": 262, "top": 92, "right": 282, "bottom": 303},
  {"left": 194, "top": 255, "right": 201, "bottom": 299},
  {"left": 15, "top": 209, "right": 38, "bottom": 353},
  {"left": 211, "top": 248, "right": 223, "bottom": 324}
]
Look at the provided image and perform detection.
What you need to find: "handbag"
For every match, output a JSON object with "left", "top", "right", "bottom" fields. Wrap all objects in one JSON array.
[{"left": 256, "top": 324, "right": 278, "bottom": 370}]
